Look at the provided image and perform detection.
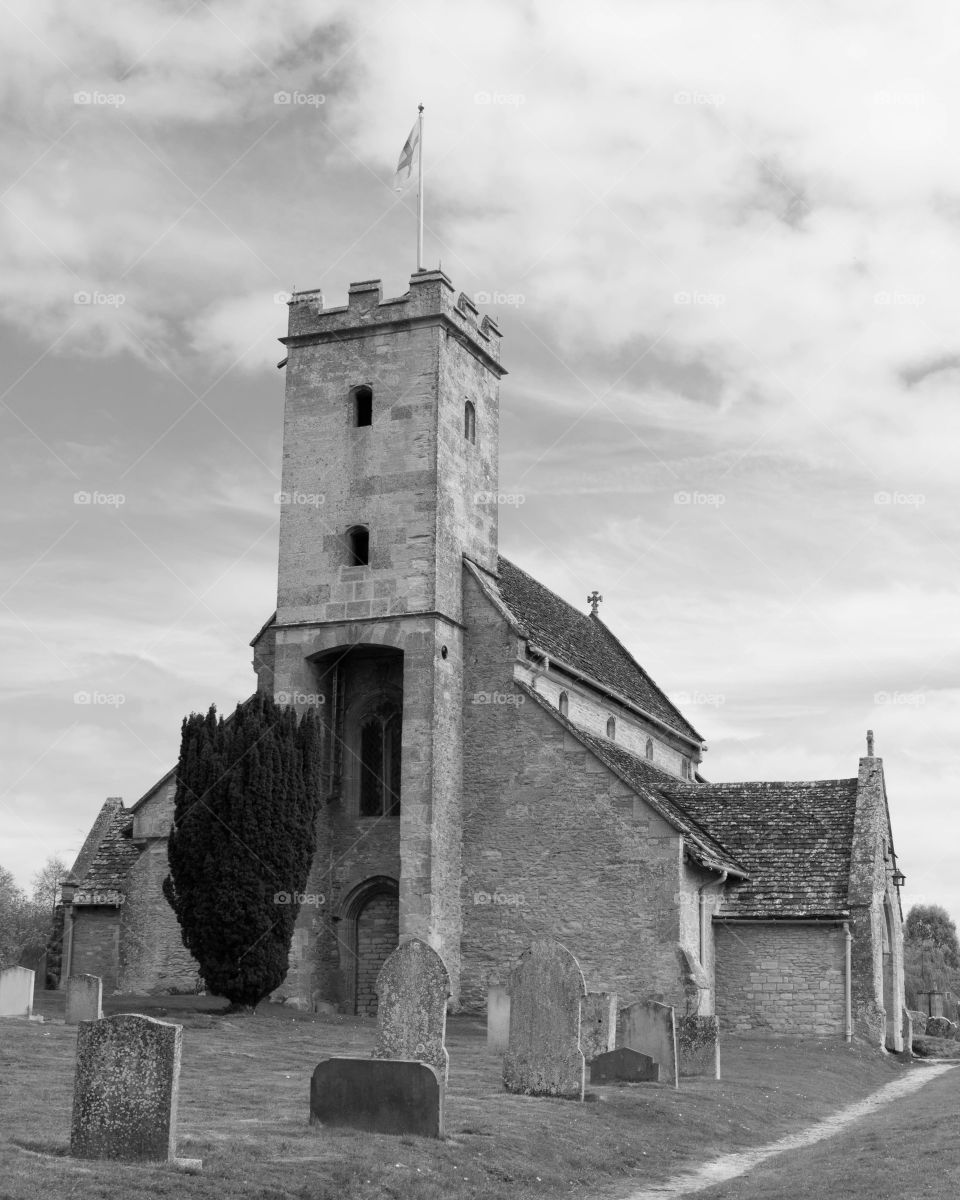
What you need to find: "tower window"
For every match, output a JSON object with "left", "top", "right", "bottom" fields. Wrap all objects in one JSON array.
[
  {"left": 351, "top": 385, "right": 373, "bottom": 427},
  {"left": 606, "top": 716, "right": 616, "bottom": 739},
  {"left": 359, "top": 706, "right": 401, "bottom": 817},
  {"left": 464, "top": 400, "right": 476, "bottom": 443},
  {"left": 645, "top": 737, "right": 654, "bottom": 760},
  {"left": 347, "top": 525, "right": 369, "bottom": 566},
  {"left": 681, "top": 757, "right": 692, "bottom": 780},
  {"left": 558, "top": 691, "right": 569, "bottom": 717}
]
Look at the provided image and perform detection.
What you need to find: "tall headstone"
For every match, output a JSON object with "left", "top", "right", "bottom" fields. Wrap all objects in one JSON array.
[
  {"left": 580, "top": 992, "right": 617, "bottom": 1063},
  {"left": 66, "top": 974, "right": 103, "bottom": 1025},
  {"left": 677, "top": 1014, "right": 720, "bottom": 1079},
  {"left": 0, "top": 966, "right": 35, "bottom": 1018},
  {"left": 617, "top": 999, "right": 678, "bottom": 1088},
  {"left": 503, "top": 939, "right": 586, "bottom": 1100},
  {"left": 310, "top": 1058, "right": 443, "bottom": 1137},
  {"left": 487, "top": 983, "right": 510, "bottom": 1053},
  {"left": 373, "top": 938, "right": 451, "bottom": 1084},
  {"left": 71, "top": 1014, "right": 182, "bottom": 1162}
]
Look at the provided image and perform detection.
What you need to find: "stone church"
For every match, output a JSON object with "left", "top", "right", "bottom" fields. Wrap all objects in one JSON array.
[{"left": 63, "top": 270, "right": 907, "bottom": 1048}]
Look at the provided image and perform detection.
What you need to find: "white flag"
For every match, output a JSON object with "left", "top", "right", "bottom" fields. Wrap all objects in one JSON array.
[{"left": 393, "top": 120, "right": 420, "bottom": 193}]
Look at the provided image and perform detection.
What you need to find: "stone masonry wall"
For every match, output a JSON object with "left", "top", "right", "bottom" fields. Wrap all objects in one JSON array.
[
  {"left": 70, "top": 909, "right": 120, "bottom": 991},
  {"left": 460, "top": 567, "right": 688, "bottom": 1013},
  {"left": 714, "top": 922, "right": 846, "bottom": 1036}
]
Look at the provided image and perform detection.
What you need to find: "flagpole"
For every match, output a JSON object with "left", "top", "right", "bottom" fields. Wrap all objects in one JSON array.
[{"left": 416, "top": 103, "right": 424, "bottom": 271}]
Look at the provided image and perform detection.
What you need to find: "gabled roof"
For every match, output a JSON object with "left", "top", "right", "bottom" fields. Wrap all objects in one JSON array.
[
  {"left": 489, "top": 557, "right": 704, "bottom": 745},
  {"left": 65, "top": 796, "right": 124, "bottom": 886},
  {"left": 661, "top": 778, "right": 859, "bottom": 919},
  {"left": 73, "top": 804, "right": 140, "bottom": 893},
  {"left": 517, "top": 682, "right": 745, "bottom": 877}
]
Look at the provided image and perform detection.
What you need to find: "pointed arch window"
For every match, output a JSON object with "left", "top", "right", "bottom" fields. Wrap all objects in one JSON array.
[
  {"left": 359, "top": 705, "right": 401, "bottom": 817},
  {"left": 606, "top": 716, "right": 616, "bottom": 739},
  {"left": 464, "top": 400, "right": 476, "bottom": 444},
  {"left": 645, "top": 737, "right": 654, "bottom": 760},
  {"left": 558, "top": 691, "right": 569, "bottom": 717}
]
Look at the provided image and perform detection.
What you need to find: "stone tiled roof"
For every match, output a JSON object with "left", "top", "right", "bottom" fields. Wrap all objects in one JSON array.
[
  {"left": 661, "top": 779, "right": 859, "bottom": 918},
  {"left": 493, "top": 557, "right": 703, "bottom": 744},
  {"left": 74, "top": 804, "right": 140, "bottom": 892},
  {"left": 517, "top": 682, "right": 745, "bottom": 876}
]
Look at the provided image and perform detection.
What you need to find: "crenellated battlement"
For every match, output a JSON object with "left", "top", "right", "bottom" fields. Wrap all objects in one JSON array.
[{"left": 284, "top": 270, "right": 504, "bottom": 369}]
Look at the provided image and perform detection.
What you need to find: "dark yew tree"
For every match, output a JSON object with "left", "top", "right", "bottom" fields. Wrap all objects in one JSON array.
[{"left": 163, "top": 693, "right": 324, "bottom": 1011}]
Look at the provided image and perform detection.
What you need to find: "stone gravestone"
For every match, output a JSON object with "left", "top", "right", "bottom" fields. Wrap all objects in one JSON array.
[
  {"left": 503, "top": 939, "right": 586, "bottom": 1100},
  {"left": 373, "top": 938, "right": 450, "bottom": 1084},
  {"left": 66, "top": 974, "right": 103, "bottom": 1025},
  {"left": 590, "top": 1047, "right": 660, "bottom": 1084},
  {"left": 487, "top": 983, "right": 510, "bottom": 1053},
  {"left": 925, "top": 1016, "right": 956, "bottom": 1039},
  {"left": 902, "top": 1008, "right": 913, "bottom": 1056},
  {"left": 71, "top": 1014, "right": 183, "bottom": 1162},
  {"left": 0, "top": 966, "right": 34, "bottom": 1018},
  {"left": 617, "top": 999, "right": 678, "bottom": 1088},
  {"left": 310, "top": 1058, "right": 442, "bottom": 1138},
  {"left": 677, "top": 1014, "right": 720, "bottom": 1079},
  {"left": 580, "top": 992, "right": 617, "bottom": 1063}
]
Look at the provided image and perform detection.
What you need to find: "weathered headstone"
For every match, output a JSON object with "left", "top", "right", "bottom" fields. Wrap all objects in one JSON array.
[
  {"left": 310, "top": 1057, "right": 442, "bottom": 1137},
  {"left": 908, "top": 1008, "right": 927, "bottom": 1036},
  {"left": 617, "top": 999, "right": 678, "bottom": 1088},
  {"left": 0, "top": 966, "right": 34, "bottom": 1018},
  {"left": 487, "top": 983, "right": 510, "bottom": 1053},
  {"left": 71, "top": 1014, "right": 182, "bottom": 1162},
  {"left": 902, "top": 1008, "right": 913, "bottom": 1056},
  {"left": 373, "top": 938, "right": 450, "bottom": 1084},
  {"left": 590, "top": 1047, "right": 660, "bottom": 1084},
  {"left": 925, "top": 1015, "right": 956, "bottom": 1039},
  {"left": 66, "top": 974, "right": 103, "bottom": 1025},
  {"left": 503, "top": 939, "right": 586, "bottom": 1100},
  {"left": 580, "top": 992, "right": 617, "bottom": 1063},
  {"left": 677, "top": 1014, "right": 720, "bottom": 1079}
]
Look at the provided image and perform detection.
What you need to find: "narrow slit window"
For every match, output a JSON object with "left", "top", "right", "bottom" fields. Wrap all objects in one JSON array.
[
  {"left": 347, "top": 525, "right": 369, "bottom": 566},
  {"left": 352, "top": 385, "right": 373, "bottom": 427},
  {"left": 645, "top": 737, "right": 654, "bottom": 760},
  {"left": 558, "top": 691, "right": 569, "bottom": 717},
  {"left": 606, "top": 716, "right": 616, "bottom": 739},
  {"left": 464, "top": 400, "right": 476, "bottom": 443}
]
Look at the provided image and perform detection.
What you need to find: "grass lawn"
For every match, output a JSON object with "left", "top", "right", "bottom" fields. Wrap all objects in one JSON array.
[{"left": 0, "top": 991, "right": 923, "bottom": 1200}]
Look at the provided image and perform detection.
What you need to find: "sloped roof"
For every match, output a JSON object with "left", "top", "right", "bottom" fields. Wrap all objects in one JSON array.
[
  {"left": 517, "top": 682, "right": 745, "bottom": 877},
  {"left": 66, "top": 796, "right": 124, "bottom": 886},
  {"left": 492, "top": 557, "right": 703, "bottom": 744},
  {"left": 661, "top": 778, "right": 859, "bottom": 918},
  {"left": 74, "top": 804, "right": 140, "bottom": 892}
]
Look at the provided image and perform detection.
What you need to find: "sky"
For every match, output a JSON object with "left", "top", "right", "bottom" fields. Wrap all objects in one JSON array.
[{"left": 1, "top": 1, "right": 957, "bottom": 925}]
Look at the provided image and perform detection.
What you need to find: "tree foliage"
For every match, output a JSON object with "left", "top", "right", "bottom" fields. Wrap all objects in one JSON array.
[
  {"left": 0, "top": 863, "right": 58, "bottom": 970},
  {"left": 904, "top": 903, "right": 960, "bottom": 1004},
  {"left": 162, "top": 693, "right": 324, "bottom": 1010}
]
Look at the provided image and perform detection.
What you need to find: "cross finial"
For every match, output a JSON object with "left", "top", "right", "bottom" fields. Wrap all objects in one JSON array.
[
  {"left": 866, "top": 729, "right": 875, "bottom": 756},
  {"left": 587, "top": 590, "right": 603, "bottom": 617}
]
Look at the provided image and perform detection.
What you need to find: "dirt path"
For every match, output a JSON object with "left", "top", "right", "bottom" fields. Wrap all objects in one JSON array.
[{"left": 621, "top": 1062, "right": 957, "bottom": 1200}]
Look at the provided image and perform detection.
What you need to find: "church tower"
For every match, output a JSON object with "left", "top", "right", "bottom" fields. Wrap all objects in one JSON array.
[{"left": 269, "top": 270, "right": 504, "bottom": 1010}]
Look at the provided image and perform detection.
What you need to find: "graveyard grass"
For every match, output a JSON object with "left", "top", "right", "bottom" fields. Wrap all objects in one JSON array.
[{"left": 0, "top": 993, "right": 938, "bottom": 1200}]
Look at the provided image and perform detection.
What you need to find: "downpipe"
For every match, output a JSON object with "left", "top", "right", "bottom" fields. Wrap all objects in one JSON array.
[{"left": 843, "top": 920, "right": 853, "bottom": 1043}]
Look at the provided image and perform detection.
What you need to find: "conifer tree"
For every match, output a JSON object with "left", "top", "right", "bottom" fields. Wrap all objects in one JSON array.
[{"left": 162, "top": 693, "right": 324, "bottom": 1011}]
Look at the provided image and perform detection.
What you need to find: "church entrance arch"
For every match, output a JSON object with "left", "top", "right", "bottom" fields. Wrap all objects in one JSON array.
[{"left": 340, "top": 876, "right": 399, "bottom": 1015}]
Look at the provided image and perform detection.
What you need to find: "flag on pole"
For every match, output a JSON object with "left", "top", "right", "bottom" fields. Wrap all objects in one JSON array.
[{"left": 393, "top": 120, "right": 421, "bottom": 193}]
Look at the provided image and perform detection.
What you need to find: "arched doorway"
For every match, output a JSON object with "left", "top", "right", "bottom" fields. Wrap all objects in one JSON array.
[{"left": 340, "top": 876, "right": 399, "bottom": 1015}]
